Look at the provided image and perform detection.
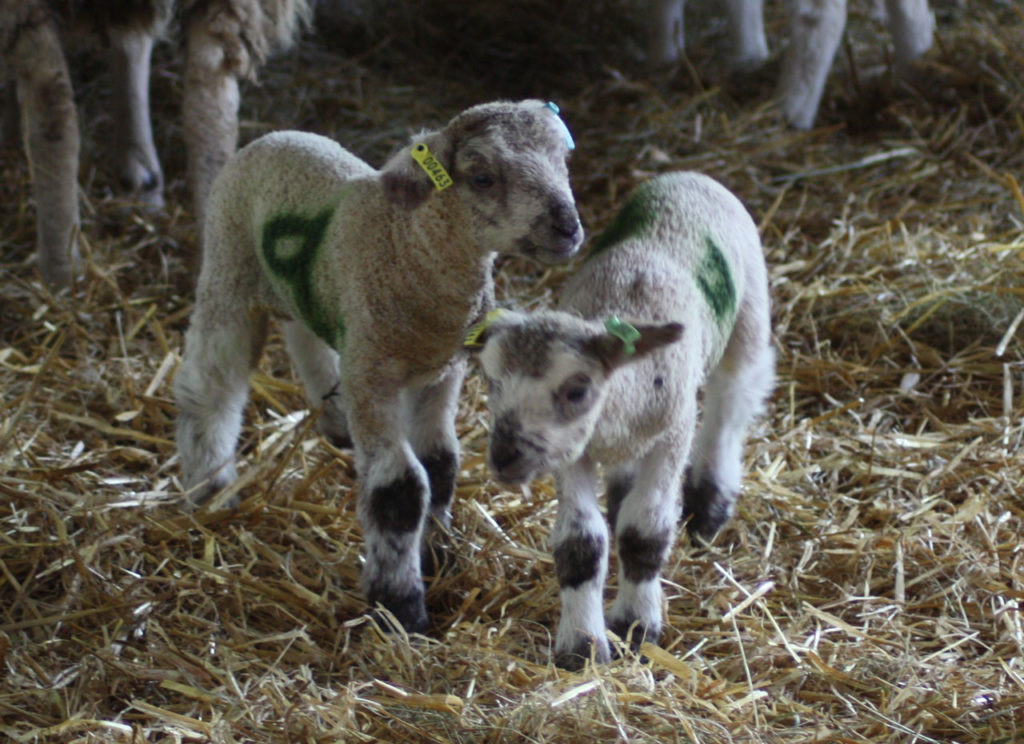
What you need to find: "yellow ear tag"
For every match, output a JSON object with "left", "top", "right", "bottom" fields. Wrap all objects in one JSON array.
[
  {"left": 464, "top": 309, "right": 507, "bottom": 349},
  {"left": 411, "top": 142, "right": 453, "bottom": 191}
]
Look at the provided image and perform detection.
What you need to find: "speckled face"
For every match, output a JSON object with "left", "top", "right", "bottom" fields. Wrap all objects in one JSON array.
[
  {"left": 478, "top": 317, "right": 609, "bottom": 484},
  {"left": 448, "top": 102, "right": 583, "bottom": 264}
]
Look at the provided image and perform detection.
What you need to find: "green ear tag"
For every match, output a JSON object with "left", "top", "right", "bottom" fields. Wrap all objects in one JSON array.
[
  {"left": 464, "top": 309, "right": 507, "bottom": 349},
  {"left": 604, "top": 315, "right": 641, "bottom": 355}
]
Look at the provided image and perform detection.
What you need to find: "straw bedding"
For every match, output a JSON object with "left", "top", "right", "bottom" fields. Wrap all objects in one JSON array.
[{"left": 2, "top": 1, "right": 1023, "bottom": 741}]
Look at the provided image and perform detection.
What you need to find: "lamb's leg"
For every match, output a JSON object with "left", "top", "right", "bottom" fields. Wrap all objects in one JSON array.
[
  {"left": 884, "top": 0, "right": 933, "bottom": 69},
  {"left": 605, "top": 466, "right": 635, "bottom": 534},
  {"left": 183, "top": 8, "right": 241, "bottom": 224},
  {"left": 348, "top": 383, "right": 431, "bottom": 634},
  {"left": 647, "top": 0, "right": 686, "bottom": 68},
  {"left": 552, "top": 457, "right": 610, "bottom": 669},
  {"left": 606, "top": 438, "right": 686, "bottom": 650},
  {"left": 282, "top": 321, "right": 351, "bottom": 448},
  {"left": 407, "top": 361, "right": 466, "bottom": 577},
  {"left": 778, "top": 0, "right": 847, "bottom": 129},
  {"left": 9, "top": 19, "right": 80, "bottom": 287},
  {"left": 726, "top": 0, "right": 769, "bottom": 69},
  {"left": 408, "top": 359, "right": 467, "bottom": 528},
  {"left": 175, "top": 306, "right": 268, "bottom": 507},
  {"left": 109, "top": 26, "right": 164, "bottom": 208},
  {"left": 684, "top": 322, "right": 774, "bottom": 539}
]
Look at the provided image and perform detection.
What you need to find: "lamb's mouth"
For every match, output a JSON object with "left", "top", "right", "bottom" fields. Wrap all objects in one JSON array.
[{"left": 516, "top": 234, "right": 582, "bottom": 264}]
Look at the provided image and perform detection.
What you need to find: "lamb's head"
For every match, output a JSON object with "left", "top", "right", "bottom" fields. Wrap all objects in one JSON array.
[
  {"left": 469, "top": 311, "right": 683, "bottom": 484},
  {"left": 381, "top": 99, "right": 583, "bottom": 263}
]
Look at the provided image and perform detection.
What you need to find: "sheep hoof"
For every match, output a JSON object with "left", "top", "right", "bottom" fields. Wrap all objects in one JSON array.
[
  {"left": 367, "top": 588, "right": 429, "bottom": 635},
  {"left": 607, "top": 617, "right": 659, "bottom": 654},
  {"left": 554, "top": 637, "right": 611, "bottom": 671}
]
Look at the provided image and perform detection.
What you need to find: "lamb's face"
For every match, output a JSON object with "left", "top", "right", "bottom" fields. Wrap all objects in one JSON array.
[
  {"left": 450, "top": 102, "right": 583, "bottom": 263},
  {"left": 477, "top": 315, "right": 611, "bottom": 484}
]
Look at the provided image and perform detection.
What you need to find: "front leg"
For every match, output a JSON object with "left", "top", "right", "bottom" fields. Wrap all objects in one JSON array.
[
  {"left": 552, "top": 457, "right": 609, "bottom": 670},
  {"left": 607, "top": 437, "right": 687, "bottom": 650},
  {"left": 349, "top": 384, "right": 431, "bottom": 634}
]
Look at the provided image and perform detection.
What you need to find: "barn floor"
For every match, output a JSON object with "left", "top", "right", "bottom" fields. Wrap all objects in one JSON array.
[{"left": 2, "top": 1, "right": 1023, "bottom": 742}]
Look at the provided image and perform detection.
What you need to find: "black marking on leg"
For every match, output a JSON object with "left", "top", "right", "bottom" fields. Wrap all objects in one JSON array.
[
  {"left": 420, "top": 449, "right": 457, "bottom": 513},
  {"left": 553, "top": 531, "right": 606, "bottom": 589},
  {"left": 606, "top": 473, "right": 634, "bottom": 534},
  {"left": 368, "top": 469, "right": 425, "bottom": 534},
  {"left": 366, "top": 583, "right": 428, "bottom": 634},
  {"left": 682, "top": 470, "right": 735, "bottom": 540},
  {"left": 617, "top": 526, "right": 671, "bottom": 583}
]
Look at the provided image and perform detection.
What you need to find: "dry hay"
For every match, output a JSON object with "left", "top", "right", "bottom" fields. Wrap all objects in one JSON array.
[{"left": 2, "top": 0, "right": 1024, "bottom": 741}]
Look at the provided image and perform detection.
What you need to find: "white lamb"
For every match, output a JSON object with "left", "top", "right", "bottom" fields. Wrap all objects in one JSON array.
[
  {"left": 469, "top": 171, "right": 774, "bottom": 669},
  {"left": 650, "top": 0, "right": 935, "bottom": 129},
  {"left": 174, "top": 99, "right": 583, "bottom": 634},
  {"left": 0, "top": 0, "right": 309, "bottom": 286}
]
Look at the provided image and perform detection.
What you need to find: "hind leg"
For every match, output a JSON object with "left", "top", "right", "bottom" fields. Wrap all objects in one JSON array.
[
  {"left": 9, "top": 18, "right": 80, "bottom": 286},
  {"left": 407, "top": 361, "right": 467, "bottom": 577},
  {"left": 175, "top": 305, "right": 268, "bottom": 507},
  {"left": 282, "top": 321, "right": 350, "bottom": 448},
  {"left": 109, "top": 26, "right": 164, "bottom": 208},
  {"left": 684, "top": 319, "right": 774, "bottom": 539}
]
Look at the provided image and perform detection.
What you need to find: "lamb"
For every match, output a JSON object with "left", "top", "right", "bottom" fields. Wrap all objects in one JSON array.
[
  {"left": 650, "top": 0, "right": 935, "bottom": 129},
  {"left": 0, "top": 0, "right": 309, "bottom": 287},
  {"left": 468, "top": 171, "right": 774, "bottom": 669},
  {"left": 173, "top": 99, "right": 583, "bottom": 634}
]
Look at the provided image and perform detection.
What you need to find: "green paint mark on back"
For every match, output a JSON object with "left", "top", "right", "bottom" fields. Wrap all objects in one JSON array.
[
  {"left": 588, "top": 180, "right": 660, "bottom": 260},
  {"left": 696, "top": 236, "right": 736, "bottom": 327},
  {"left": 261, "top": 208, "right": 346, "bottom": 348}
]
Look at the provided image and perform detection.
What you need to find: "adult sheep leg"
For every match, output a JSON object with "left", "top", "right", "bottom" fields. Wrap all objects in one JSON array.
[
  {"left": 885, "top": 0, "right": 933, "bottom": 69},
  {"left": 778, "top": 0, "right": 847, "bottom": 129},
  {"left": 282, "top": 321, "right": 351, "bottom": 448},
  {"left": 182, "top": 9, "right": 241, "bottom": 224},
  {"left": 109, "top": 26, "right": 164, "bottom": 207},
  {"left": 726, "top": 0, "right": 769, "bottom": 69},
  {"left": 175, "top": 306, "right": 269, "bottom": 506},
  {"left": 9, "top": 20, "right": 80, "bottom": 287},
  {"left": 552, "top": 458, "right": 610, "bottom": 669},
  {"left": 349, "top": 385, "right": 432, "bottom": 633},
  {"left": 606, "top": 436, "right": 688, "bottom": 649}
]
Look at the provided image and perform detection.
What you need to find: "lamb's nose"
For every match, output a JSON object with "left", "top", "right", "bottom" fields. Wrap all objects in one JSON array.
[
  {"left": 489, "top": 436, "right": 523, "bottom": 475},
  {"left": 551, "top": 202, "right": 581, "bottom": 240}
]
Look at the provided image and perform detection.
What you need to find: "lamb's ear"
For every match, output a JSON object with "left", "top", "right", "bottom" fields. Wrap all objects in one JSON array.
[
  {"left": 381, "top": 130, "right": 453, "bottom": 210},
  {"left": 586, "top": 318, "right": 684, "bottom": 371}
]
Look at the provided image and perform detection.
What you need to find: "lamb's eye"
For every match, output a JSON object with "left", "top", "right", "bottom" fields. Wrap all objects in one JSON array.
[
  {"left": 565, "top": 386, "right": 588, "bottom": 404},
  {"left": 472, "top": 174, "right": 495, "bottom": 190},
  {"left": 557, "top": 374, "right": 592, "bottom": 413}
]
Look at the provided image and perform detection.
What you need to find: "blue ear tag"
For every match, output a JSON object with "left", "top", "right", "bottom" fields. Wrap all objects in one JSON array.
[
  {"left": 605, "top": 316, "right": 641, "bottom": 355},
  {"left": 544, "top": 101, "right": 576, "bottom": 151}
]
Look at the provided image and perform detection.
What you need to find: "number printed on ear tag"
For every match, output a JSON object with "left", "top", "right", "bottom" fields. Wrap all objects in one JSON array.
[{"left": 411, "top": 143, "right": 454, "bottom": 191}]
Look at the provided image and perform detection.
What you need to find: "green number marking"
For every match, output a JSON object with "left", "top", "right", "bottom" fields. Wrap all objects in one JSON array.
[
  {"left": 696, "top": 236, "right": 736, "bottom": 327},
  {"left": 588, "top": 180, "right": 659, "bottom": 260},
  {"left": 261, "top": 208, "right": 345, "bottom": 347}
]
